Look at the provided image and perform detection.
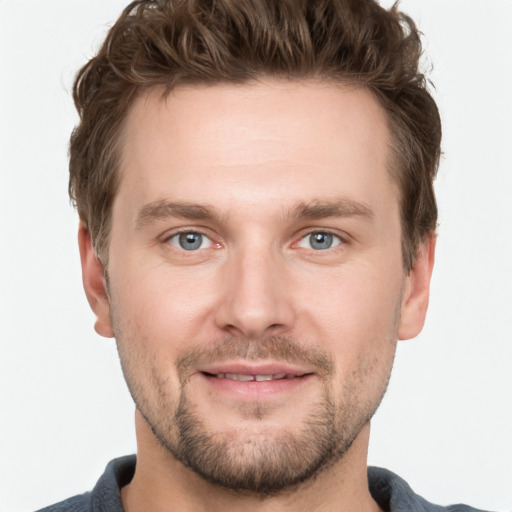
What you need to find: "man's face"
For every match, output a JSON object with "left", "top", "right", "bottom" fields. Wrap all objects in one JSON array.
[{"left": 82, "top": 81, "right": 433, "bottom": 494}]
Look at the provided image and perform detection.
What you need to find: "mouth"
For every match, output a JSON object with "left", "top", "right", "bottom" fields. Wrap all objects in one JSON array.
[
  {"left": 196, "top": 363, "right": 315, "bottom": 400},
  {"left": 198, "top": 362, "right": 313, "bottom": 380},
  {"left": 202, "top": 372, "right": 307, "bottom": 382}
]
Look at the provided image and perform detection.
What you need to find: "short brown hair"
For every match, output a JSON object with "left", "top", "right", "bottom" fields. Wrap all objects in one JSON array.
[{"left": 70, "top": 0, "right": 441, "bottom": 271}]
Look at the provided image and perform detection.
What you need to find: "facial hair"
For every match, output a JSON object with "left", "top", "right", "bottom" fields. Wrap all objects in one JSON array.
[{"left": 116, "top": 334, "right": 395, "bottom": 496}]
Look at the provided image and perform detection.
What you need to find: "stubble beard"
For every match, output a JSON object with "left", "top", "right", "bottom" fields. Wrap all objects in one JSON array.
[
  {"left": 158, "top": 383, "right": 363, "bottom": 495},
  {"left": 118, "top": 335, "right": 394, "bottom": 496}
]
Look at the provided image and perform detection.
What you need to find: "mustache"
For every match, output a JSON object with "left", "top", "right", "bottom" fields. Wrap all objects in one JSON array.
[{"left": 175, "top": 335, "right": 334, "bottom": 382}]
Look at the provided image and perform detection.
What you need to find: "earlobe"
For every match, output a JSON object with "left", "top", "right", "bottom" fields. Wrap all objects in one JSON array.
[
  {"left": 398, "top": 235, "right": 436, "bottom": 341},
  {"left": 77, "top": 222, "right": 114, "bottom": 338}
]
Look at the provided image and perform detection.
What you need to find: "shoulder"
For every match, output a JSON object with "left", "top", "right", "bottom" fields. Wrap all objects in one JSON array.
[
  {"left": 35, "top": 493, "right": 91, "bottom": 512},
  {"left": 34, "top": 455, "right": 136, "bottom": 512},
  {"left": 368, "top": 467, "right": 493, "bottom": 512}
]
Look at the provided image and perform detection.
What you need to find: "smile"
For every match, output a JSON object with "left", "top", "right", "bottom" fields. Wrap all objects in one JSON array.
[
  {"left": 195, "top": 365, "right": 317, "bottom": 400},
  {"left": 208, "top": 373, "right": 303, "bottom": 381}
]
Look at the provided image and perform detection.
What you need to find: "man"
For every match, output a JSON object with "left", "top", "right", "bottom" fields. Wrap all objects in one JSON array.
[{"left": 37, "top": 0, "right": 488, "bottom": 510}]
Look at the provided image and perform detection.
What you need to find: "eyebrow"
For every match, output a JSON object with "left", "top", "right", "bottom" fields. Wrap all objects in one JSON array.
[
  {"left": 291, "top": 199, "right": 374, "bottom": 221},
  {"left": 135, "top": 197, "right": 374, "bottom": 230},
  {"left": 135, "top": 200, "right": 216, "bottom": 229}
]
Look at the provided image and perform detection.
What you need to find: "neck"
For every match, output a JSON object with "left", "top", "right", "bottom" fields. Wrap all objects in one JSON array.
[{"left": 121, "top": 411, "right": 382, "bottom": 512}]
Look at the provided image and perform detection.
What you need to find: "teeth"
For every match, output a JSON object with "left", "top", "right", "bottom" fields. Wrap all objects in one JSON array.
[
  {"left": 233, "top": 373, "right": 254, "bottom": 382},
  {"left": 255, "top": 375, "right": 273, "bottom": 381},
  {"left": 217, "top": 373, "right": 290, "bottom": 381}
]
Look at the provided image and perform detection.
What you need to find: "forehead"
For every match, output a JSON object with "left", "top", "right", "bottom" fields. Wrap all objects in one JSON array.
[{"left": 116, "top": 80, "right": 396, "bottom": 219}]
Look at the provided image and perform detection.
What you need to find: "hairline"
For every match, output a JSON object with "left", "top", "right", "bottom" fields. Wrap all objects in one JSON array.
[{"left": 91, "top": 76, "right": 416, "bottom": 271}]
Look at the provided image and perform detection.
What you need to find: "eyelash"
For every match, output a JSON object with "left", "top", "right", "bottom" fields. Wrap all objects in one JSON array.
[
  {"left": 296, "top": 231, "right": 344, "bottom": 251},
  {"left": 165, "top": 229, "right": 217, "bottom": 251},
  {"left": 163, "top": 228, "right": 347, "bottom": 253}
]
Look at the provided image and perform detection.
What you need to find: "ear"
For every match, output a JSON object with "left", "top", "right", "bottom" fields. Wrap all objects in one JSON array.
[
  {"left": 398, "top": 235, "right": 436, "bottom": 340},
  {"left": 78, "top": 222, "right": 114, "bottom": 338}
]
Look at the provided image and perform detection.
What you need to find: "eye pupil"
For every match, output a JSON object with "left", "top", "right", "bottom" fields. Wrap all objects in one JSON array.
[
  {"left": 178, "top": 232, "right": 202, "bottom": 250},
  {"left": 310, "top": 232, "right": 333, "bottom": 250}
]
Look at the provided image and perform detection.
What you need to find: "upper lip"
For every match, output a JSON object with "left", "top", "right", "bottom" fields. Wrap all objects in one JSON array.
[{"left": 197, "top": 362, "right": 314, "bottom": 377}]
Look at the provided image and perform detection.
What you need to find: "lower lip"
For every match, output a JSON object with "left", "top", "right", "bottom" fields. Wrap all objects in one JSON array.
[{"left": 199, "top": 373, "right": 315, "bottom": 400}]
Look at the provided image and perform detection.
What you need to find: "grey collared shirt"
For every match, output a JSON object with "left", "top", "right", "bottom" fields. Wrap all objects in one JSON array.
[{"left": 36, "top": 456, "right": 492, "bottom": 512}]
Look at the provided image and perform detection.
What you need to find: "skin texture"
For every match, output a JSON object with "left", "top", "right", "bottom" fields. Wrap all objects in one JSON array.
[{"left": 79, "top": 80, "right": 435, "bottom": 512}]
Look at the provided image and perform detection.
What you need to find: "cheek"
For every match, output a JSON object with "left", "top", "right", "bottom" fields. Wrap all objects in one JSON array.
[
  {"left": 108, "top": 262, "right": 225, "bottom": 395},
  {"left": 110, "top": 284, "right": 183, "bottom": 407},
  {"left": 299, "top": 262, "right": 403, "bottom": 333},
  {"left": 293, "top": 261, "right": 403, "bottom": 382},
  {"left": 114, "top": 260, "right": 215, "bottom": 329}
]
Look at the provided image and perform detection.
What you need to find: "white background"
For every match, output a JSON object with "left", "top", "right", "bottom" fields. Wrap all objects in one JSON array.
[{"left": 1, "top": 1, "right": 511, "bottom": 510}]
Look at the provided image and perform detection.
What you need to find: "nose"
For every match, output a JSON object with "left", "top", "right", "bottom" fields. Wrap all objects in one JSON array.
[{"left": 213, "top": 248, "right": 295, "bottom": 338}]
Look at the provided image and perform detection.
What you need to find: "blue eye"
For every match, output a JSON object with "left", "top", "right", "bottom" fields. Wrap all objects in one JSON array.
[
  {"left": 169, "top": 232, "right": 212, "bottom": 251},
  {"left": 298, "top": 232, "right": 341, "bottom": 251}
]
